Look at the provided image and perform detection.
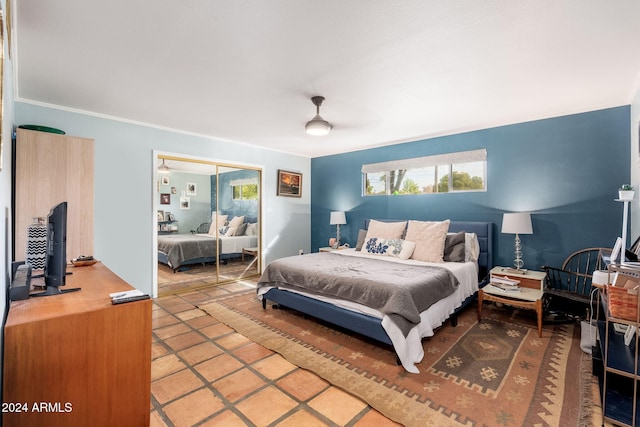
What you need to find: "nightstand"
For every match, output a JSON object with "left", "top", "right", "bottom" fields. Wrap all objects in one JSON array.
[{"left": 478, "top": 267, "right": 547, "bottom": 337}]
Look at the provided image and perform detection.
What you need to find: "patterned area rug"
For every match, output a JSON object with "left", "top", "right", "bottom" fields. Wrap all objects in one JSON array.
[{"left": 199, "top": 291, "right": 595, "bottom": 427}]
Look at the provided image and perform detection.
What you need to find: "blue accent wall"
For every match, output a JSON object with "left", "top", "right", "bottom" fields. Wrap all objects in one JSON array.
[
  {"left": 311, "top": 106, "right": 631, "bottom": 270},
  {"left": 213, "top": 169, "right": 260, "bottom": 223}
]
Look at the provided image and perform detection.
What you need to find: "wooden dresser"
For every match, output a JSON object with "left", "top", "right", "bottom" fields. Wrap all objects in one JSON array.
[{"left": 3, "top": 263, "right": 151, "bottom": 427}]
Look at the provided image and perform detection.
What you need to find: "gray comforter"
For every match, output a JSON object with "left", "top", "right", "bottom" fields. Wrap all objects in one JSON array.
[
  {"left": 157, "top": 234, "right": 219, "bottom": 269},
  {"left": 257, "top": 252, "right": 459, "bottom": 335}
]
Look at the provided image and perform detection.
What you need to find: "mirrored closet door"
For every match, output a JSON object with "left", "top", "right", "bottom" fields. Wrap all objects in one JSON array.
[{"left": 155, "top": 155, "right": 261, "bottom": 295}]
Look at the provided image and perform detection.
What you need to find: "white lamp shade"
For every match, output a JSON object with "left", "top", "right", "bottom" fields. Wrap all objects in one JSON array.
[
  {"left": 501, "top": 213, "right": 533, "bottom": 234},
  {"left": 329, "top": 211, "right": 346, "bottom": 225}
]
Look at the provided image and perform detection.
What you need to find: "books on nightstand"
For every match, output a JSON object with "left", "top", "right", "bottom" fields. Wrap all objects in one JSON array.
[{"left": 488, "top": 276, "right": 521, "bottom": 292}]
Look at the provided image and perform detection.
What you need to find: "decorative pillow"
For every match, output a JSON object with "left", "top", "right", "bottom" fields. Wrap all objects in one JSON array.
[
  {"left": 228, "top": 215, "right": 244, "bottom": 228},
  {"left": 444, "top": 231, "right": 466, "bottom": 262},
  {"left": 245, "top": 223, "right": 257, "bottom": 236},
  {"left": 364, "top": 238, "right": 416, "bottom": 260},
  {"left": 405, "top": 220, "right": 450, "bottom": 262},
  {"left": 355, "top": 229, "right": 368, "bottom": 251},
  {"left": 465, "top": 232, "right": 480, "bottom": 262},
  {"left": 235, "top": 223, "right": 248, "bottom": 236},
  {"left": 218, "top": 225, "right": 230, "bottom": 236},
  {"left": 364, "top": 220, "right": 407, "bottom": 244},
  {"left": 208, "top": 213, "right": 228, "bottom": 235}
]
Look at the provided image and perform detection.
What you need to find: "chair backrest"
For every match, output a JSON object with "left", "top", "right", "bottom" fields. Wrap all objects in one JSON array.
[
  {"left": 196, "top": 222, "right": 211, "bottom": 234},
  {"left": 561, "top": 247, "right": 608, "bottom": 295}
]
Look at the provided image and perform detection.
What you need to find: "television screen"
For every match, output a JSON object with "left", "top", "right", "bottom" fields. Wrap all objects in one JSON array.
[
  {"left": 33, "top": 202, "right": 80, "bottom": 297},
  {"left": 44, "top": 201, "right": 67, "bottom": 289}
]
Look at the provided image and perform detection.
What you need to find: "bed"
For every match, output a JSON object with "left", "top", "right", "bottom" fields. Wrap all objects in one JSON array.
[
  {"left": 257, "top": 220, "right": 493, "bottom": 373},
  {"left": 158, "top": 233, "right": 258, "bottom": 272}
]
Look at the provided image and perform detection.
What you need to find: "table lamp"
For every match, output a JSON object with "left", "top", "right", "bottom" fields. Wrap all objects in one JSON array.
[
  {"left": 330, "top": 211, "right": 346, "bottom": 248},
  {"left": 502, "top": 212, "right": 533, "bottom": 273}
]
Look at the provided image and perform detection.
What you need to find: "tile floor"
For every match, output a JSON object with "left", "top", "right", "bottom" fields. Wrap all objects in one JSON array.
[
  {"left": 150, "top": 279, "right": 402, "bottom": 427},
  {"left": 150, "top": 278, "right": 610, "bottom": 427}
]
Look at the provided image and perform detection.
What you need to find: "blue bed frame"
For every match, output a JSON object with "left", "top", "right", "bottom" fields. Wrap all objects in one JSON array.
[{"left": 261, "top": 221, "right": 493, "bottom": 347}]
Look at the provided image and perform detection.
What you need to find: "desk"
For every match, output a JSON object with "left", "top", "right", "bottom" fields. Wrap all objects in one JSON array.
[
  {"left": 478, "top": 267, "right": 547, "bottom": 337},
  {"left": 3, "top": 262, "right": 151, "bottom": 427}
]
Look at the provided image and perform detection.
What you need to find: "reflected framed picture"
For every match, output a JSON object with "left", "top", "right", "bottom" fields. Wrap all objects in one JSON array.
[
  {"left": 186, "top": 182, "right": 197, "bottom": 196},
  {"left": 277, "top": 169, "right": 302, "bottom": 197},
  {"left": 160, "top": 193, "right": 170, "bottom": 205},
  {"left": 180, "top": 196, "right": 191, "bottom": 210}
]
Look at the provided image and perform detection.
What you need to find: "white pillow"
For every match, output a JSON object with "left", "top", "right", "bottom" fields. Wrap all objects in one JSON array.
[
  {"left": 364, "top": 220, "right": 407, "bottom": 244},
  {"left": 364, "top": 238, "right": 416, "bottom": 260},
  {"left": 405, "top": 220, "right": 450, "bottom": 262},
  {"left": 246, "top": 223, "right": 257, "bottom": 236},
  {"left": 465, "top": 232, "right": 480, "bottom": 262},
  {"left": 228, "top": 215, "right": 244, "bottom": 228},
  {"left": 208, "top": 213, "right": 228, "bottom": 235}
]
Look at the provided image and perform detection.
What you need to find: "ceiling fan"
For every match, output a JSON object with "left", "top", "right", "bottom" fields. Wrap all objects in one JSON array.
[{"left": 305, "top": 96, "right": 332, "bottom": 136}]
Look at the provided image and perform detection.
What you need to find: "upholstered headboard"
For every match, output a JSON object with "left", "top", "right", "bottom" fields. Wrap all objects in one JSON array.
[{"left": 363, "top": 219, "right": 494, "bottom": 281}]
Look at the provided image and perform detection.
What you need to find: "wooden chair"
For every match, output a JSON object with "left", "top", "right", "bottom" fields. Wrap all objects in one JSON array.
[
  {"left": 541, "top": 247, "right": 608, "bottom": 321},
  {"left": 190, "top": 222, "right": 211, "bottom": 234}
]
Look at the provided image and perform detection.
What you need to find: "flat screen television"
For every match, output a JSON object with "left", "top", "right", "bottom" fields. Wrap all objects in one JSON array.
[{"left": 33, "top": 201, "right": 80, "bottom": 296}]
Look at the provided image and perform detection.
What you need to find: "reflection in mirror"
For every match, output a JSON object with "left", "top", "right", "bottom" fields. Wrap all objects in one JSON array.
[
  {"left": 156, "top": 156, "right": 261, "bottom": 296},
  {"left": 216, "top": 166, "right": 260, "bottom": 281}
]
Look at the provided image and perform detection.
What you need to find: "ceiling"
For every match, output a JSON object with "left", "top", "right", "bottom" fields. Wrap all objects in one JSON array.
[{"left": 13, "top": 1, "right": 640, "bottom": 158}]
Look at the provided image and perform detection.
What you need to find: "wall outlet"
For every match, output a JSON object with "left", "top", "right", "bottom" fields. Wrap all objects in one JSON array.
[{"left": 298, "top": 249, "right": 304, "bottom": 255}]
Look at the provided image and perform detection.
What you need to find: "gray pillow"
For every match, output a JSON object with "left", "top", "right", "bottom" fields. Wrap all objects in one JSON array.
[
  {"left": 444, "top": 231, "right": 466, "bottom": 262},
  {"left": 236, "top": 222, "right": 248, "bottom": 236},
  {"left": 355, "top": 229, "right": 368, "bottom": 251}
]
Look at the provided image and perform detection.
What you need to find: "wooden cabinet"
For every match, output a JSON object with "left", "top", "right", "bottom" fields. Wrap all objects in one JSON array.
[
  {"left": 13, "top": 128, "right": 94, "bottom": 262},
  {"left": 2, "top": 263, "right": 151, "bottom": 427}
]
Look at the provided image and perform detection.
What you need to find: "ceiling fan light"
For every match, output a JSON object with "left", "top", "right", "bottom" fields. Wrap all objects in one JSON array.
[
  {"left": 305, "top": 96, "right": 332, "bottom": 136},
  {"left": 305, "top": 115, "right": 332, "bottom": 136},
  {"left": 158, "top": 159, "right": 171, "bottom": 173}
]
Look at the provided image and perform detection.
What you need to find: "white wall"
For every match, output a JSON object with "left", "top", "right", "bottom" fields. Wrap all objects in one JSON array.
[{"left": 13, "top": 102, "right": 311, "bottom": 296}]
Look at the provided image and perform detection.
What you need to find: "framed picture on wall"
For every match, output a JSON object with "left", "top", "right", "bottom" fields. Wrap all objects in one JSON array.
[
  {"left": 277, "top": 169, "right": 302, "bottom": 197},
  {"left": 160, "top": 193, "right": 170, "bottom": 204},
  {"left": 186, "top": 182, "right": 197, "bottom": 196},
  {"left": 161, "top": 176, "right": 170, "bottom": 186},
  {"left": 180, "top": 196, "right": 191, "bottom": 210}
]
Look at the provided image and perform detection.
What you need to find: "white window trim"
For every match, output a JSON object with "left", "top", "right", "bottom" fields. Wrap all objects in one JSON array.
[{"left": 361, "top": 149, "right": 487, "bottom": 174}]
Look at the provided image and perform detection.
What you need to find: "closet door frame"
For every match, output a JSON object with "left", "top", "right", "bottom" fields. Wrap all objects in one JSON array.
[{"left": 152, "top": 151, "right": 262, "bottom": 298}]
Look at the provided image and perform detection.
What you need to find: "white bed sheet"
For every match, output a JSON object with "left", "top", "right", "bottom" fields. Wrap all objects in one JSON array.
[
  {"left": 196, "top": 234, "right": 258, "bottom": 254},
  {"left": 257, "top": 249, "right": 479, "bottom": 373}
]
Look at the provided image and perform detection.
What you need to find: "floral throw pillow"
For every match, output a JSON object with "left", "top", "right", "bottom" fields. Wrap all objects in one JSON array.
[{"left": 364, "top": 238, "right": 416, "bottom": 260}]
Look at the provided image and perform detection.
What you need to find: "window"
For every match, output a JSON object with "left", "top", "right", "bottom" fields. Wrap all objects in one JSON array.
[
  {"left": 232, "top": 183, "right": 258, "bottom": 200},
  {"left": 362, "top": 149, "right": 486, "bottom": 196},
  {"left": 230, "top": 179, "right": 259, "bottom": 200}
]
